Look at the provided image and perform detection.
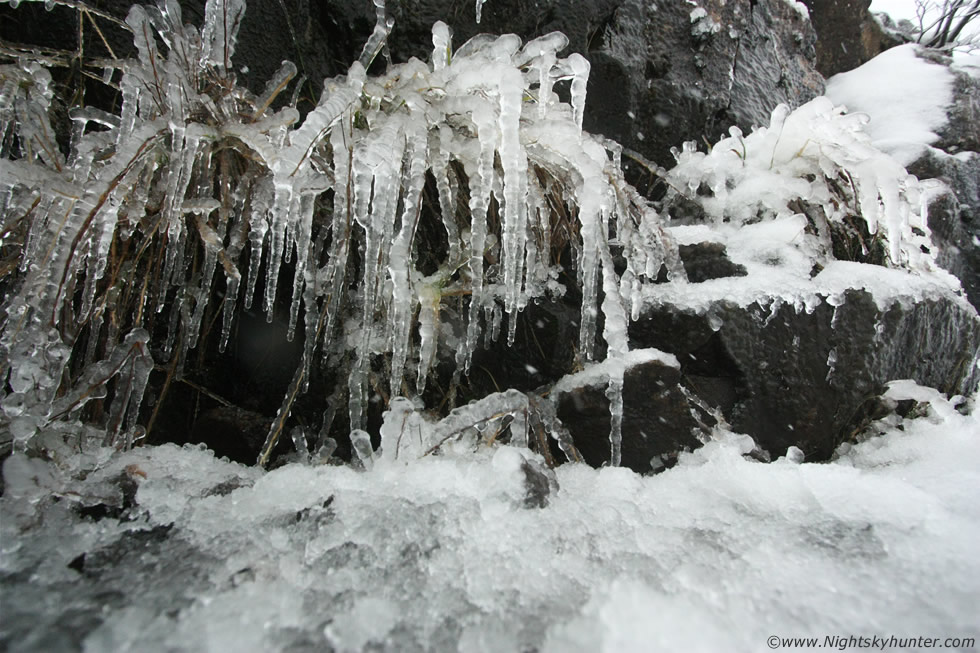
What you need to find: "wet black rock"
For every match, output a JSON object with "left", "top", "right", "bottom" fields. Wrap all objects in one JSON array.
[
  {"left": 934, "top": 62, "right": 980, "bottom": 155},
  {"left": 679, "top": 242, "right": 748, "bottom": 283},
  {"left": 1, "top": 0, "right": 823, "bottom": 179},
  {"left": 629, "top": 290, "right": 980, "bottom": 460},
  {"left": 800, "top": 0, "right": 895, "bottom": 76},
  {"left": 554, "top": 357, "right": 716, "bottom": 473},
  {"left": 3, "top": 524, "right": 214, "bottom": 653}
]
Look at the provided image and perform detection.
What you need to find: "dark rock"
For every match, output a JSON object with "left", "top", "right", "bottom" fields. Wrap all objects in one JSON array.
[
  {"left": 73, "top": 467, "right": 142, "bottom": 522},
  {"left": 311, "top": 0, "right": 823, "bottom": 171},
  {"left": 678, "top": 242, "right": 748, "bottom": 283},
  {"left": 554, "top": 357, "right": 715, "bottom": 473},
  {"left": 1, "top": 523, "right": 215, "bottom": 652},
  {"left": 587, "top": 0, "right": 825, "bottom": 170},
  {"left": 630, "top": 289, "right": 980, "bottom": 460},
  {"left": 800, "top": 0, "right": 893, "bottom": 76},
  {"left": 908, "top": 150, "right": 980, "bottom": 311},
  {"left": 520, "top": 457, "right": 559, "bottom": 508},
  {"left": 186, "top": 405, "right": 272, "bottom": 464},
  {"left": 68, "top": 524, "right": 177, "bottom": 579},
  {"left": 935, "top": 64, "right": 980, "bottom": 155}
]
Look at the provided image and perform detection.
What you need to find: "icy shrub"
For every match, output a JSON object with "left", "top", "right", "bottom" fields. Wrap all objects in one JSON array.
[
  {"left": 663, "top": 97, "right": 936, "bottom": 270},
  {"left": 0, "top": 0, "right": 669, "bottom": 462}
]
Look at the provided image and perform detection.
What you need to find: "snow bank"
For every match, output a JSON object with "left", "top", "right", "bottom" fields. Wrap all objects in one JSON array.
[
  {"left": 3, "top": 389, "right": 979, "bottom": 652},
  {"left": 825, "top": 44, "right": 954, "bottom": 165}
]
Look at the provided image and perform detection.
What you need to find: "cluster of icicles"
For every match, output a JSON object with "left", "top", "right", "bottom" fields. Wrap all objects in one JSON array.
[{"left": 0, "top": 0, "right": 670, "bottom": 465}]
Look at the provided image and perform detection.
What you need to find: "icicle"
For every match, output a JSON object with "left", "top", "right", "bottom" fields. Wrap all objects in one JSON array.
[
  {"left": 201, "top": 0, "right": 246, "bottom": 70},
  {"left": 318, "top": 127, "right": 355, "bottom": 364},
  {"left": 186, "top": 209, "right": 221, "bottom": 350},
  {"left": 416, "top": 284, "right": 439, "bottom": 394},
  {"left": 286, "top": 193, "right": 316, "bottom": 340},
  {"left": 432, "top": 21, "right": 452, "bottom": 71},
  {"left": 244, "top": 177, "right": 273, "bottom": 310},
  {"left": 598, "top": 210, "right": 630, "bottom": 358},
  {"left": 358, "top": 0, "right": 392, "bottom": 70},
  {"left": 263, "top": 181, "right": 295, "bottom": 320},
  {"left": 351, "top": 429, "right": 375, "bottom": 471},
  {"left": 379, "top": 396, "right": 418, "bottom": 462},
  {"left": 508, "top": 406, "right": 527, "bottom": 448},
  {"left": 605, "top": 374, "right": 623, "bottom": 467},
  {"left": 518, "top": 33, "right": 567, "bottom": 119},
  {"left": 566, "top": 53, "right": 590, "bottom": 131},
  {"left": 431, "top": 126, "right": 461, "bottom": 265},
  {"left": 576, "top": 196, "right": 602, "bottom": 361},
  {"left": 388, "top": 119, "right": 427, "bottom": 396},
  {"left": 348, "top": 117, "right": 404, "bottom": 430},
  {"left": 160, "top": 128, "right": 202, "bottom": 310},
  {"left": 458, "top": 102, "right": 496, "bottom": 373},
  {"left": 104, "top": 330, "right": 154, "bottom": 448},
  {"left": 219, "top": 269, "right": 240, "bottom": 352},
  {"left": 290, "top": 425, "right": 309, "bottom": 459},
  {"left": 475, "top": 0, "right": 488, "bottom": 23},
  {"left": 496, "top": 63, "right": 529, "bottom": 338}
]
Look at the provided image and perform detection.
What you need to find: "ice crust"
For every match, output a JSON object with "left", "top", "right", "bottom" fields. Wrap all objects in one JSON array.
[{"left": 2, "top": 391, "right": 978, "bottom": 652}]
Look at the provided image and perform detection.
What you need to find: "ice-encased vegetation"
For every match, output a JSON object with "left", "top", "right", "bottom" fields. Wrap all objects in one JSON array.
[
  {"left": 664, "top": 97, "right": 936, "bottom": 269},
  {"left": 0, "top": 0, "right": 944, "bottom": 467}
]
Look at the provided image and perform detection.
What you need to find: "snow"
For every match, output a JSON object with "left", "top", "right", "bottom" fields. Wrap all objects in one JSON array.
[
  {"left": 3, "top": 390, "right": 979, "bottom": 652},
  {"left": 644, "top": 227, "right": 968, "bottom": 316},
  {"left": 824, "top": 44, "right": 954, "bottom": 166},
  {"left": 780, "top": 0, "right": 809, "bottom": 19}
]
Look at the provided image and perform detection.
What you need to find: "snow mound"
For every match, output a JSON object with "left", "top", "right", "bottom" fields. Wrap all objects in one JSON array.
[
  {"left": 3, "top": 390, "right": 979, "bottom": 652},
  {"left": 825, "top": 44, "right": 954, "bottom": 165}
]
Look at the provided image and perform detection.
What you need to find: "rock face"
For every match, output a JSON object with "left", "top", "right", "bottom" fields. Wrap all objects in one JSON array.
[
  {"left": 629, "top": 290, "right": 980, "bottom": 461},
  {"left": 799, "top": 0, "right": 894, "bottom": 76},
  {"left": 0, "top": 0, "right": 824, "bottom": 170},
  {"left": 908, "top": 65, "right": 980, "bottom": 310},
  {"left": 311, "top": 0, "right": 824, "bottom": 169},
  {"left": 593, "top": 0, "right": 824, "bottom": 169},
  {"left": 911, "top": 153, "right": 980, "bottom": 311}
]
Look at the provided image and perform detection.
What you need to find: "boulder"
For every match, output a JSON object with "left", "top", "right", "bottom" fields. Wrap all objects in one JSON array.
[
  {"left": 800, "top": 0, "right": 895, "bottom": 76},
  {"left": 678, "top": 242, "right": 747, "bottom": 283},
  {"left": 552, "top": 355, "right": 716, "bottom": 473},
  {"left": 629, "top": 287, "right": 980, "bottom": 460},
  {"left": 0, "top": 0, "right": 824, "bottom": 172}
]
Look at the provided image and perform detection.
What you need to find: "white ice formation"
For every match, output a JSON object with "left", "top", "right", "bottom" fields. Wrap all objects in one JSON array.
[
  {"left": 0, "top": 0, "right": 670, "bottom": 462},
  {"left": 666, "top": 97, "right": 936, "bottom": 270}
]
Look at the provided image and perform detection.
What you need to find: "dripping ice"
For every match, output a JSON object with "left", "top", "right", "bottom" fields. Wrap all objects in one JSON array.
[{"left": 0, "top": 0, "right": 944, "bottom": 469}]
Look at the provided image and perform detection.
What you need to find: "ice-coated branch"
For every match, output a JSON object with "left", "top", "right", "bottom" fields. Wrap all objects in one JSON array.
[{"left": 1, "top": 0, "right": 667, "bottom": 467}]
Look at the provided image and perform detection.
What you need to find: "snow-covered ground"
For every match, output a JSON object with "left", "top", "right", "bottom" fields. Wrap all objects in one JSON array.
[{"left": 2, "top": 384, "right": 978, "bottom": 652}]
